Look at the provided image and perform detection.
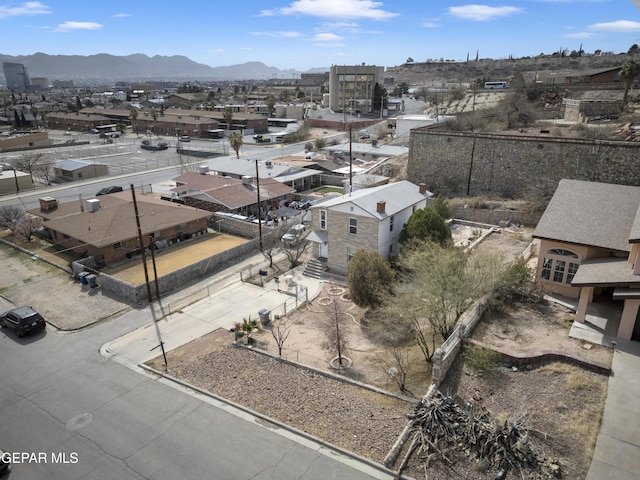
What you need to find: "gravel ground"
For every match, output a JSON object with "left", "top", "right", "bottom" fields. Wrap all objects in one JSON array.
[{"left": 161, "top": 339, "right": 414, "bottom": 466}]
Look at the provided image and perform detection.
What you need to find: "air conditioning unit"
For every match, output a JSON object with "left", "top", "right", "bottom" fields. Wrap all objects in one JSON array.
[
  {"left": 86, "top": 199, "right": 101, "bottom": 212},
  {"left": 265, "top": 161, "right": 273, "bottom": 168},
  {"left": 198, "top": 165, "right": 209, "bottom": 174}
]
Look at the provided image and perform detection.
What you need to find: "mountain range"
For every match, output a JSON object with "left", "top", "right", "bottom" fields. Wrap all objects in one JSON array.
[{"left": 0, "top": 52, "right": 328, "bottom": 83}]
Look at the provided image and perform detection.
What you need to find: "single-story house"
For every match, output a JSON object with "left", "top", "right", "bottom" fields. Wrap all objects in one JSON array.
[
  {"left": 0, "top": 168, "right": 33, "bottom": 194},
  {"left": 533, "top": 178, "right": 640, "bottom": 341},
  {"left": 29, "top": 192, "right": 212, "bottom": 265},
  {"left": 53, "top": 159, "right": 109, "bottom": 182},
  {"left": 171, "top": 170, "right": 295, "bottom": 215}
]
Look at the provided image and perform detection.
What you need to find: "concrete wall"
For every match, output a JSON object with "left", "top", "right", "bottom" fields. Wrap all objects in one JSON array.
[
  {"left": 408, "top": 129, "right": 640, "bottom": 196},
  {"left": 99, "top": 237, "right": 261, "bottom": 304}
]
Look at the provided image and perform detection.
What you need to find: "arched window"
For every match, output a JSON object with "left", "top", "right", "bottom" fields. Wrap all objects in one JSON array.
[{"left": 541, "top": 248, "right": 580, "bottom": 285}]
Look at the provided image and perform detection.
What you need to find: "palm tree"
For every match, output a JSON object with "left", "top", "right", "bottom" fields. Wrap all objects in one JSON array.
[
  {"left": 620, "top": 59, "right": 640, "bottom": 106},
  {"left": 222, "top": 106, "right": 233, "bottom": 130},
  {"left": 129, "top": 108, "right": 139, "bottom": 134},
  {"left": 228, "top": 131, "right": 243, "bottom": 159}
]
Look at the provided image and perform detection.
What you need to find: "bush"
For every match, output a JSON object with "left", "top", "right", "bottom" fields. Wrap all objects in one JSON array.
[
  {"left": 490, "top": 257, "right": 541, "bottom": 309},
  {"left": 463, "top": 344, "right": 501, "bottom": 373}
]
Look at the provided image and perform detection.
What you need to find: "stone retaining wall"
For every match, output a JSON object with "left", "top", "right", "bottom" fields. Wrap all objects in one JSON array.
[{"left": 408, "top": 129, "right": 640, "bottom": 197}]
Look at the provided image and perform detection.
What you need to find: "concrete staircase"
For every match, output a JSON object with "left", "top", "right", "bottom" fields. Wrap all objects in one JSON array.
[{"left": 303, "top": 258, "right": 325, "bottom": 279}]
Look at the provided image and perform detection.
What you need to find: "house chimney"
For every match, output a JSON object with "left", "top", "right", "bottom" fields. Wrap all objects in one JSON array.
[
  {"left": 376, "top": 201, "right": 386, "bottom": 213},
  {"left": 39, "top": 196, "right": 58, "bottom": 212},
  {"left": 418, "top": 183, "right": 427, "bottom": 194}
]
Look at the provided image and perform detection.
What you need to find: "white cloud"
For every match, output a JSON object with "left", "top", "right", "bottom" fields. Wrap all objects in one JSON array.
[
  {"left": 249, "top": 31, "right": 303, "bottom": 38},
  {"left": 422, "top": 21, "right": 440, "bottom": 28},
  {"left": 448, "top": 4, "right": 523, "bottom": 21},
  {"left": 312, "top": 32, "right": 343, "bottom": 41},
  {"left": 112, "top": 13, "right": 129, "bottom": 18},
  {"left": 589, "top": 20, "right": 640, "bottom": 32},
  {"left": 313, "top": 42, "right": 345, "bottom": 47},
  {"left": 565, "top": 32, "right": 593, "bottom": 38},
  {"left": 261, "top": 0, "right": 397, "bottom": 20},
  {"left": 55, "top": 21, "right": 102, "bottom": 32},
  {"left": 0, "top": 1, "right": 51, "bottom": 19}
]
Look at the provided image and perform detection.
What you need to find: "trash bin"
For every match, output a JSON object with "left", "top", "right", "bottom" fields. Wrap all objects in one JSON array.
[
  {"left": 258, "top": 308, "right": 271, "bottom": 325},
  {"left": 78, "top": 271, "right": 90, "bottom": 285},
  {"left": 86, "top": 274, "right": 98, "bottom": 289}
]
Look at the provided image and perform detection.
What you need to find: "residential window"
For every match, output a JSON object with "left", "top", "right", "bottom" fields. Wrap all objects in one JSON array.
[
  {"left": 113, "top": 240, "right": 129, "bottom": 250},
  {"left": 541, "top": 248, "right": 580, "bottom": 285},
  {"left": 553, "top": 260, "right": 566, "bottom": 282},
  {"left": 566, "top": 262, "right": 579, "bottom": 284},
  {"left": 390, "top": 215, "right": 394, "bottom": 232},
  {"left": 320, "top": 210, "right": 327, "bottom": 230},
  {"left": 349, "top": 217, "right": 357, "bottom": 235}
]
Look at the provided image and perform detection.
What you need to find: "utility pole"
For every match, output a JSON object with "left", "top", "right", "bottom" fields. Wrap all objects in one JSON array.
[
  {"left": 348, "top": 124, "right": 353, "bottom": 194},
  {"left": 255, "top": 159, "right": 263, "bottom": 251},
  {"left": 130, "top": 184, "right": 153, "bottom": 303}
]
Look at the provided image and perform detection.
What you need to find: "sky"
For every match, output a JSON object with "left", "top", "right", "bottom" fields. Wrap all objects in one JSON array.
[{"left": 0, "top": 0, "right": 639, "bottom": 71}]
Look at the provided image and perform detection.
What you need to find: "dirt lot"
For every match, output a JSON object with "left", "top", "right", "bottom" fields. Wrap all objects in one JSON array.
[{"left": 148, "top": 232, "right": 612, "bottom": 480}]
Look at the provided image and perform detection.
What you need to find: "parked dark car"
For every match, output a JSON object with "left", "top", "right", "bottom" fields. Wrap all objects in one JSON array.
[
  {"left": 0, "top": 306, "right": 46, "bottom": 338},
  {"left": 96, "top": 185, "right": 124, "bottom": 196}
]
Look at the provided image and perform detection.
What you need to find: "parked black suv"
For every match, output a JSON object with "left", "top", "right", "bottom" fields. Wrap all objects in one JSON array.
[
  {"left": 1, "top": 306, "right": 46, "bottom": 338},
  {"left": 96, "top": 185, "right": 124, "bottom": 196}
]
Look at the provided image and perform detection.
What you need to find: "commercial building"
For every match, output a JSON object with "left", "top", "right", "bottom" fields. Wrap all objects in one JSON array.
[
  {"left": 328, "top": 64, "right": 384, "bottom": 115},
  {"left": 2, "top": 62, "right": 31, "bottom": 91}
]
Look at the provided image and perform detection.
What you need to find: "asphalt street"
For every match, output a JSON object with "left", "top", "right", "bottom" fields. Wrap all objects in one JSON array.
[{"left": 0, "top": 249, "right": 396, "bottom": 480}]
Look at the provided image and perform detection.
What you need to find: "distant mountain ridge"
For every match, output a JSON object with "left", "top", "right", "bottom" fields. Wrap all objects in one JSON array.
[{"left": 0, "top": 52, "right": 328, "bottom": 83}]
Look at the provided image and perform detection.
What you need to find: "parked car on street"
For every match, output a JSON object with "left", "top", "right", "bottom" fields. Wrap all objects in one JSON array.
[
  {"left": 0, "top": 306, "right": 46, "bottom": 338},
  {"left": 96, "top": 185, "right": 124, "bottom": 196}
]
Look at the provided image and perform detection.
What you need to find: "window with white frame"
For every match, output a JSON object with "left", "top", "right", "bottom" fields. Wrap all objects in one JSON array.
[
  {"left": 349, "top": 217, "right": 357, "bottom": 235},
  {"left": 347, "top": 247, "right": 355, "bottom": 263},
  {"left": 540, "top": 248, "right": 580, "bottom": 285},
  {"left": 320, "top": 210, "right": 327, "bottom": 230}
]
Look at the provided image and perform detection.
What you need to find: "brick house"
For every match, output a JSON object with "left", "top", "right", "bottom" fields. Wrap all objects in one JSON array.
[
  {"left": 533, "top": 179, "right": 640, "bottom": 341},
  {"left": 307, "top": 180, "right": 433, "bottom": 275},
  {"left": 30, "top": 192, "right": 212, "bottom": 265},
  {"left": 171, "top": 171, "right": 294, "bottom": 216}
]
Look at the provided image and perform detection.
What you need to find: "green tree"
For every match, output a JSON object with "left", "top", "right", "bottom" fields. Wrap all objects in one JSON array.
[
  {"left": 399, "top": 241, "right": 503, "bottom": 340},
  {"left": 222, "top": 106, "right": 233, "bottom": 130},
  {"left": 227, "top": 131, "right": 243, "bottom": 159},
  {"left": 620, "top": 59, "right": 640, "bottom": 106},
  {"left": 129, "top": 108, "right": 138, "bottom": 134},
  {"left": 265, "top": 95, "right": 276, "bottom": 116},
  {"left": 346, "top": 250, "right": 395, "bottom": 310},
  {"left": 399, "top": 207, "right": 451, "bottom": 246},
  {"left": 431, "top": 194, "right": 450, "bottom": 220}
]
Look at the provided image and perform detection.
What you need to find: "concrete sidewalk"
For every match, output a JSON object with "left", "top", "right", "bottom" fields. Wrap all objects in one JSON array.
[
  {"left": 102, "top": 262, "right": 324, "bottom": 366},
  {"left": 587, "top": 339, "right": 640, "bottom": 480}
]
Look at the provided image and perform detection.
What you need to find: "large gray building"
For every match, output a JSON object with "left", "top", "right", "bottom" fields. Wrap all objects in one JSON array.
[
  {"left": 328, "top": 64, "right": 384, "bottom": 115},
  {"left": 2, "top": 62, "right": 31, "bottom": 91}
]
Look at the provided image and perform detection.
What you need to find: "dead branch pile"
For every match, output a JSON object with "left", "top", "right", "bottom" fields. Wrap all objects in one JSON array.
[{"left": 406, "top": 393, "right": 562, "bottom": 479}]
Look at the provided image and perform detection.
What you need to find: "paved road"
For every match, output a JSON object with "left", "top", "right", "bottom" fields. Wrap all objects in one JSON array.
[
  {"left": 0, "top": 251, "right": 395, "bottom": 480},
  {"left": 0, "top": 318, "right": 394, "bottom": 479}
]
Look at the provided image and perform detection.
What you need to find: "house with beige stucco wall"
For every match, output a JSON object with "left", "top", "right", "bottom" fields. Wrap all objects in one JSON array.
[
  {"left": 533, "top": 179, "right": 640, "bottom": 341},
  {"left": 306, "top": 180, "right": 432, "bottom": 275}
]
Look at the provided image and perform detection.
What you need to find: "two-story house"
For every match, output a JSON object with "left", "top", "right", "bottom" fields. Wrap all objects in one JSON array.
[
  {"left": 307, "top": 181, "right": 432, "bottom": 275},
  {"left": 533, "top": 179, "right": 640, "bottom": 341}
]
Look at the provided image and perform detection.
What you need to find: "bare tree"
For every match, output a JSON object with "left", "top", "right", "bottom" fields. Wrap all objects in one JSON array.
[
  {"left": 13, "top": 216, "right": 42, "bottom": 242},
  {"left": 261, "top": 223, "right": 288, "bottom": 268},
  {"left": 321, "top": 285, "right": 350, "bottom": 366},
  {"left": 270, "top": 321, "right": 291, "bottom": 356},
  {"left": 32, "top": 157, "right": 56, "bottom": 185},
  {"left": 379, "top": 347, "right": 412, "bottom": 396},
  {"left": 281, "top": 233, "right": 309, "bottom": 269},
  {"left": 0, "top": 206, "right": 26, "bottom": 233},
  {"left": 13, "top": 152, "right": 46, "bottom": 180}
]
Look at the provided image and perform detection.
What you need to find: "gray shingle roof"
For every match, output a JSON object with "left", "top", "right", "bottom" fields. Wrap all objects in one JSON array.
[{"left": 533, "top": 179, "right": 640, "bottom": 253}]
